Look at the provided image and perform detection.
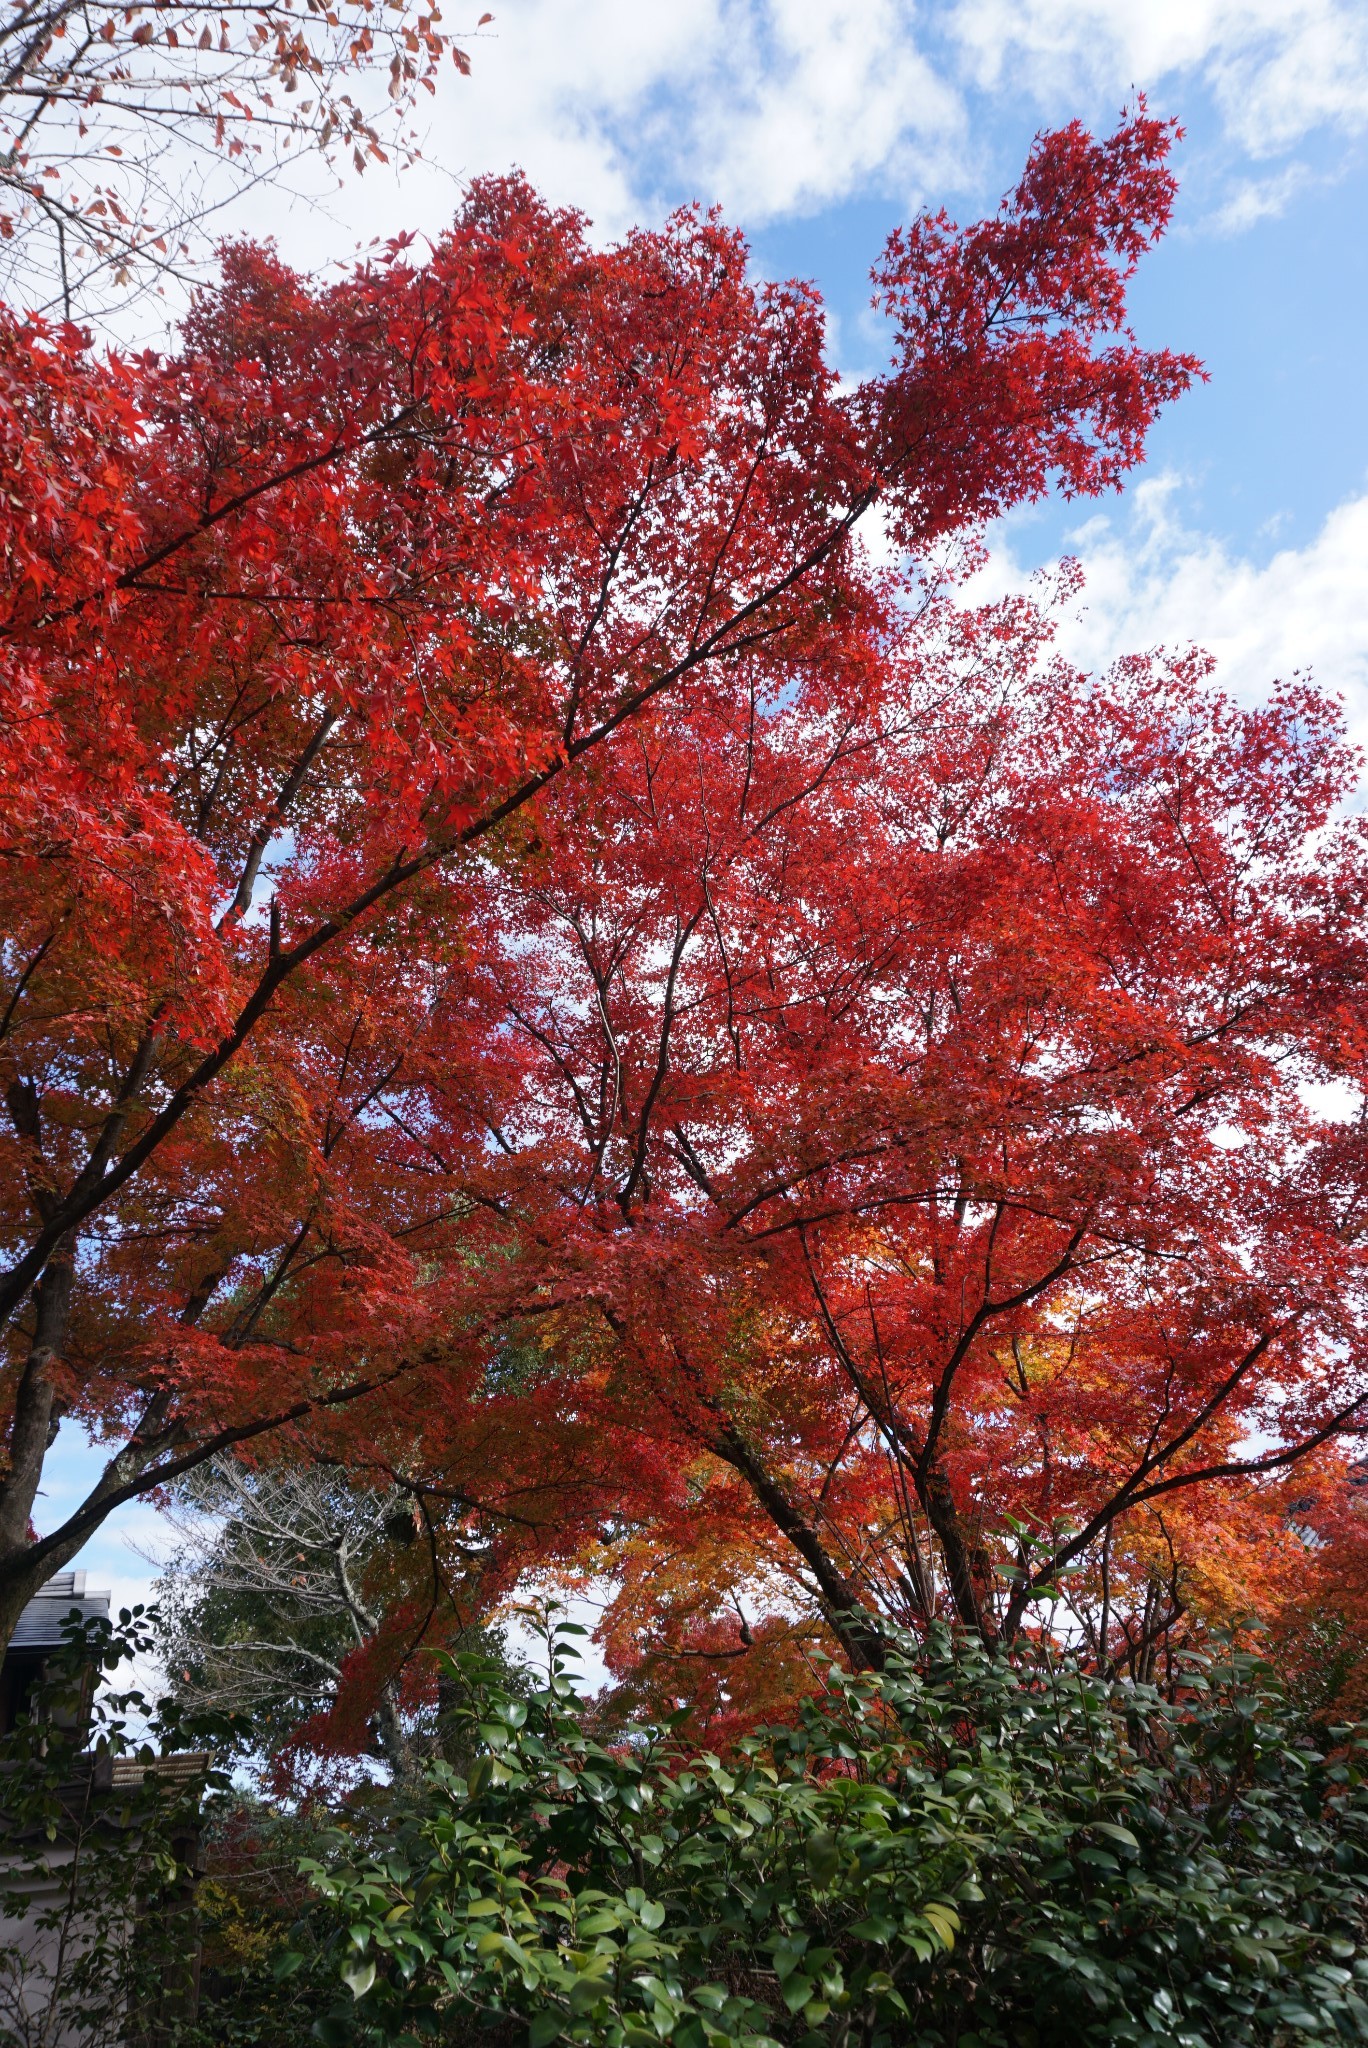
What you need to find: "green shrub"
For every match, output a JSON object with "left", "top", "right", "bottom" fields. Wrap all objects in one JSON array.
[{"left": 291, "top": 1621, "right": 1368, "bottom": 2048}]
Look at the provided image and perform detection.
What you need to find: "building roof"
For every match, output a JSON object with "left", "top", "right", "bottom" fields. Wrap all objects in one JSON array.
[{"left": 8, "top": 1572, "right": 112, "bottom": 1651}]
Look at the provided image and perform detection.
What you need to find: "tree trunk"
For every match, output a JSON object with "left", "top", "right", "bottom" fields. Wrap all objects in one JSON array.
[
  {"left": 0, "top": 1247, "right": 75, "bottom": 1650},
  {"left": 915, "top": 1461, "right": 998, "bottom": 1645},
  {"left": 712, "top": 1424, "right": 887, "bottom": 1671}
]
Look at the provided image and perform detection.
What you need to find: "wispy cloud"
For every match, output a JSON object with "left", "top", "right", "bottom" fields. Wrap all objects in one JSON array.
[
  {"left": 973, "top": 475, "right": 1368, "bottom": 751},
  {"left": 235, "top": 0, "right": 1368, "bottom": 274},
  {"left": 1203, "top": 161, "right": 1318, "bottom": 233},
  {"left": 949, "top": 0, "right": 1368, "bottom": 155},
  {"left": 312, "top": 0, "right": 967, "bottom": 247}
]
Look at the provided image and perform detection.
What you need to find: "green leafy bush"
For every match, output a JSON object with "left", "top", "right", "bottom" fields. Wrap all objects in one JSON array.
[{"left": 292, "top": 1621, "right": 1368, "bottom": 2048}]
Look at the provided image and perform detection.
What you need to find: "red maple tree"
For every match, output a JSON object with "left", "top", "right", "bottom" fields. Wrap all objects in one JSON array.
[
  {"left": 466, "top": 617, "right": 1368, "bottom": 1701},
  {"left": 1, "top": 113, "right": 1213, "bottom": 1664}
]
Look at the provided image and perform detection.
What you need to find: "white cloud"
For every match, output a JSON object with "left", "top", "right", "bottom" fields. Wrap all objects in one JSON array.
[
  {"left": 676, "top": 0, "right": 965, "bottom": 220},
  {"left": 950, "top": 0, "right": 1368, "bottom": 157},
  {"left": 223, "top": 0, "right": 1368, "bottom": 277},
  {"left": 1204, "top": 162, "right": 1318, "bottom": 234},
  {"left": 973, "top": 475, "right": 1368, "bottom": 749},
  {"left": 256, "top": 0, "right": 967, "bottom": 267}
]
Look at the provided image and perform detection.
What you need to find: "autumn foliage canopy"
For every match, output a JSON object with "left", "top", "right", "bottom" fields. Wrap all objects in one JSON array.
[{"left": 3, "top": 109, "right": 1367, "bottom": 1735}]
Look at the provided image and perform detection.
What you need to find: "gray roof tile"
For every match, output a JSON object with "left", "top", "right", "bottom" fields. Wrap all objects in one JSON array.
[{"left": 9, "top": 1572, "right": 111, "bottom": 1650}]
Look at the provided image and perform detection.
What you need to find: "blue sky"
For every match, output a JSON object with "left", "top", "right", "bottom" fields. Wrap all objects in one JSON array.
[
  {"left": 49, "top": 0, "right": 1368, "bottom": 1607},
  {"left": 270, "top": 0, "right": 1368, "bottom": 730}
]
